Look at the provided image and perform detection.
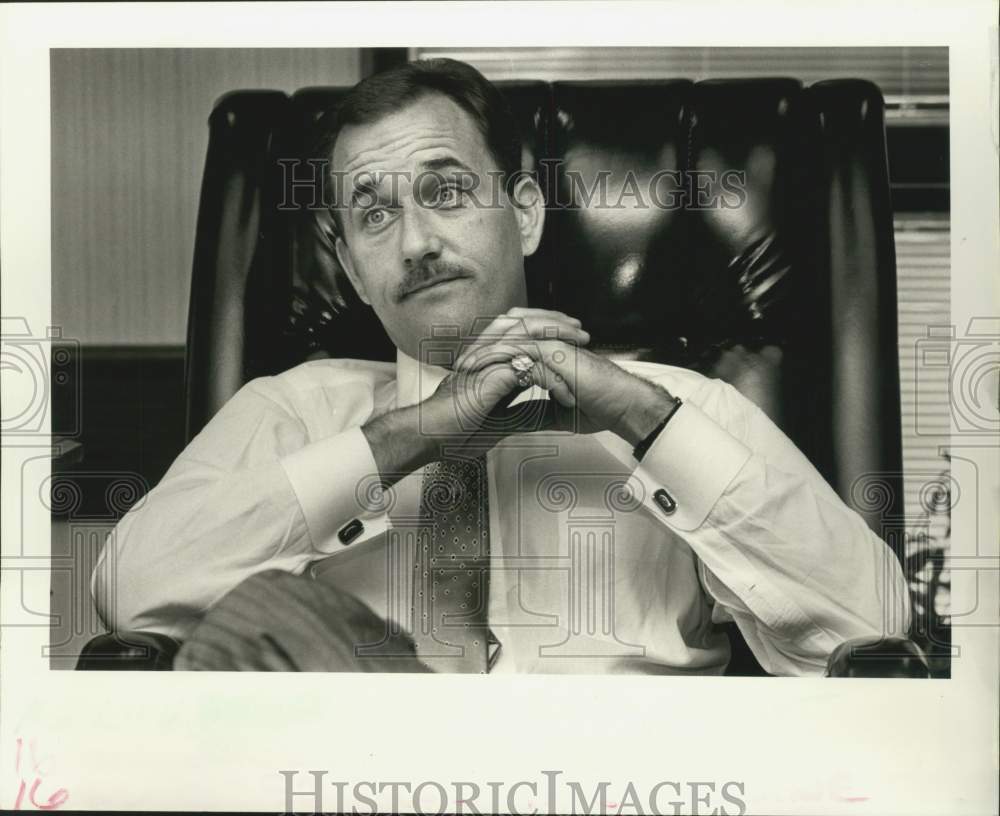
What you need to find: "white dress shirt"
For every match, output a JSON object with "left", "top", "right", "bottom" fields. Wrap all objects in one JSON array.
[{"left": 92, "top": 350, "right": 911, "bottom": 675}]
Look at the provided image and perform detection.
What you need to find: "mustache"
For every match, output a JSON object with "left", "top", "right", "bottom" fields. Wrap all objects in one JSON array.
[{"left": 396, "top": 260, "right": 472, "bottom": 301}]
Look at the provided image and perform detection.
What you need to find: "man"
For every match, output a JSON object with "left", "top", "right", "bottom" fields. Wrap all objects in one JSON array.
[{"left": 92, "top": 58, "right": 911, "bottom": 675}]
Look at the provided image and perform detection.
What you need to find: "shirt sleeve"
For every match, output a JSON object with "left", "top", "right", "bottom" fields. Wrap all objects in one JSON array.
[
  {"left": 629, "top": 377, "right": 913, "bottom": 676},
  {"left": 91, "top": 378, "right": 390, "bottom": 640}
]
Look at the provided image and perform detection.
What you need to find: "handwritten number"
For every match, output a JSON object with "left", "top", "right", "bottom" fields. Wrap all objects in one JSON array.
[{"left": 11, "top": 737, "right": 68, "bottom": 811}]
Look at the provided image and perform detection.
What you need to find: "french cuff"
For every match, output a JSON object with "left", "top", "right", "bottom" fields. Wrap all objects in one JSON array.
[
  {"left": 633, "top": 401, "right": 752, "bottom": 531},
  {"left": 279, "top": 427, "right": 391, "bottom": 554}
]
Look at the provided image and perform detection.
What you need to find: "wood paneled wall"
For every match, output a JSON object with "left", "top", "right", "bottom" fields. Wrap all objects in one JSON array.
[{"left": 51, "top": 48, "right": 361, "bottom": 345}]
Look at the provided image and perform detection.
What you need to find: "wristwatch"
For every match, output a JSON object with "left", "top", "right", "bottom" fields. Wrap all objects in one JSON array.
[{"left": 632, "top": 397, "right": 683, "bottom": 461}]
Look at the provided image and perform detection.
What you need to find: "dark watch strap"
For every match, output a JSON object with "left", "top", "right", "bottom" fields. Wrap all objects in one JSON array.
[{"left": 632, "top": 397, "right": 683, "bottom": 461}]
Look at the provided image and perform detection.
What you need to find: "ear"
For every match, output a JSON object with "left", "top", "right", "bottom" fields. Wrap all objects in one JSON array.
[
  {"left": 510, "top": 173, "right": 546, "bottom": 257},
  {"left": 335, "top": 236, "right": 371, "bottom": 305}
]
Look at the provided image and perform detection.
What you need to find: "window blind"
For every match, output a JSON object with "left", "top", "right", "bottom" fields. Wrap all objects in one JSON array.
[
  {"left": 894, "top": 220, "right": 951, "bottom": 529},
  {"left": 413, "top": 46, "right": 948, "bottom": 110}
]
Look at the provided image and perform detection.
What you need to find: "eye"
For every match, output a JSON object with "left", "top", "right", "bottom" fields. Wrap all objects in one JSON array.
[
  {"left": 363, "top": 208, "right": 389, "bottom": 228},
  {"left": 433, "top": 183, "right": 464, "bottom": 208}
]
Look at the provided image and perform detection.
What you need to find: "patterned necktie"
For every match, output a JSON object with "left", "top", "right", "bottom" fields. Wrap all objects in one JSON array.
[{"left": 411, "top": 454, "right": 497, "bottom": 673}]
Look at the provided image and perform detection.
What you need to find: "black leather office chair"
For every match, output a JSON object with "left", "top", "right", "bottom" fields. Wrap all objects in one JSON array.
[{"left": 78, "top": 77, "right": 926, "bottom": 677}]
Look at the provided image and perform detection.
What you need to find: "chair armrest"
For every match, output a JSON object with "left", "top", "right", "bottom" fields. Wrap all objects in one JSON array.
[
  {"left": 826, "top": 637, "right": 932, "bottom": 678},
  {"left": 76, "top": 631, "right": 180, "bottom": 671},
  {"left": 76, "top": 634, "right": 930, "bottom": 675}
]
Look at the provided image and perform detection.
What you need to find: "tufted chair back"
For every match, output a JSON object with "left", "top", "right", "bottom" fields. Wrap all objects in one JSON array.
[{"left": 187, "top": 78, "right": 902, "bottom": 539}]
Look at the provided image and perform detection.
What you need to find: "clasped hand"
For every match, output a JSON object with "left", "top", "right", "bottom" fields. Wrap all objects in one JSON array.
[{"left": 427, "top": 307, "right": 676, "bottom": 449}]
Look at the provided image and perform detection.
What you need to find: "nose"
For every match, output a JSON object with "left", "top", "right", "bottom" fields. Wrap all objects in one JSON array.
[{"left": 400, "top": 205, "right": 443, "bottom": 268}]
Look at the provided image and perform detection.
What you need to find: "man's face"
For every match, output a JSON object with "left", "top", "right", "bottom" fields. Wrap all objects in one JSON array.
[{"left": 333, "top": 92, "right": 544, "bottom": 363}]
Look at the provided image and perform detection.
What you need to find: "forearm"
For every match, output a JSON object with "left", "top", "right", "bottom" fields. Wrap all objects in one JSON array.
[
  {"left": 361, "top": 403, "right": 439, "bottom": 487},
  {"left": 361, "top": 385, "right": 489, "bottom": 484},
  {"left": 96, "top": 422, "right": 400, "bottom": 635},
  {"left": 615, "top": 380, "right": 679, "bottom": 448},
  {"left": 93, "top": 461, "right": 315, "bottom": 637},
  {"left": 697, "top": 457, "right": 911, "bottom": 661},
  {"left": 620, "top": 374, "right": 912, "bottom": 675},
  {"left": 645, "top": 451, "right": 911, "bottom": 675}
]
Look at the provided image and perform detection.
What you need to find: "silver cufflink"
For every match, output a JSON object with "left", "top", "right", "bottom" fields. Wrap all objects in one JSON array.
[
  {"left": 338, "top": 518, "right": 364, "bottom": 544},
  {"left": 653, "top": 489, "right": 677, "bottom": 515}
]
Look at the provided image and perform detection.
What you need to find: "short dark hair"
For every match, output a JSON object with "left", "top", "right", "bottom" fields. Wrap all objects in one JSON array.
[{"left": 315, "top": 58, "right": 522, "bottom": 235}]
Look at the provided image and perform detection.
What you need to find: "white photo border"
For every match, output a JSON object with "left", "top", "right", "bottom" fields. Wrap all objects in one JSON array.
[{"left": 1, "top": 2, "right": 997, "bottom": 813}]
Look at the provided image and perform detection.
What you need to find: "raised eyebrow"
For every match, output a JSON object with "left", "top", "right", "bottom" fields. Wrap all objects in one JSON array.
[
  {"left": 420, "top": 156, "right": 476, "bottom": 175},
  {"left": 348, "top": 178, "right": 394, "bottom": 211}
]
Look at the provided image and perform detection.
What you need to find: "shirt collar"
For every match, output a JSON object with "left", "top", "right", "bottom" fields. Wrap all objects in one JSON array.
[{"left": 395, "top": 348, "right": 450, "bottom": 409}]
